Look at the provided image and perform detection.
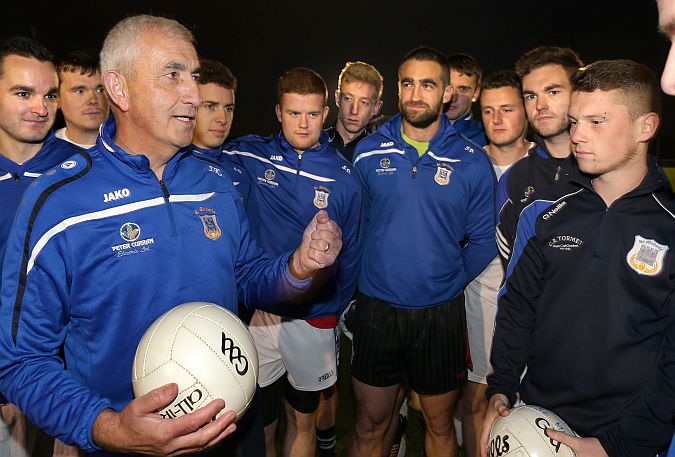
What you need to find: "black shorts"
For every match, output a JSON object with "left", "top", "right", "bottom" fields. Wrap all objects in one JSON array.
[{"left": 351, "top": 294, "right": 468, "bottom": 395}]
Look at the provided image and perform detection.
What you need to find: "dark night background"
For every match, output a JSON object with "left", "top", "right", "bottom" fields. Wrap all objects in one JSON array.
[{"left": 3, "top": 1, "right": 674, "bottom": 162}]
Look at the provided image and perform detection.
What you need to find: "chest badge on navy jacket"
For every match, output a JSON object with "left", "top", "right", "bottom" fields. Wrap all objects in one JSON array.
[
  {"left": 195, "top": 207, "right": 222, "bottom": 241},
  {"left": 313, "top": 186, "right": 330, "bottom": 209},
  {"left": 434, "top": 164, "right": 453, "bottom": 186},
  {"left": 626, "top": 235, "right": 668, "bottom": 276}
]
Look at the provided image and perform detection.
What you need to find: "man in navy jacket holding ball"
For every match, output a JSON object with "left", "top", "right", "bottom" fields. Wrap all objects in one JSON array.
[
  {"left": 482, "top": 60, "right": 675, "bottom": 457},
  {"left": 0, "top": 15, "right": 343, "bottom": 456}
]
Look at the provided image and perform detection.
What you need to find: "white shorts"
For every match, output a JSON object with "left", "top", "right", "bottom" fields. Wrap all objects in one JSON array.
[
  {"left": 464, "top": 256, "right": 501, "bottom": 383},
  {"left": 248, "top": 309, "right": 338, "bottom": 391}
]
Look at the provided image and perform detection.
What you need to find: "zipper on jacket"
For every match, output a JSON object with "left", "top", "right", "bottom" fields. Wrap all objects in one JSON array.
[
  {"left": 159, "top": 179, "right": 177, "bottom": 236},
  {"left": 12, "top": 173, "right": 19, "bottom": 183},
  {"left": 554, "top": 165, "right": 562, "bottom": 183},
  {"left": 297, "top": 153, "right": 303, "bottom": 173},
  {"left": 412, "top": 165, "right": 417, "bottom": 179}
]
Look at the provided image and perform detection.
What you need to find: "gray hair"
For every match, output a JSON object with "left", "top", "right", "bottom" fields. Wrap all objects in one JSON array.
[{"left": 100, "top": 15, "right": 195, "bottom": 79}]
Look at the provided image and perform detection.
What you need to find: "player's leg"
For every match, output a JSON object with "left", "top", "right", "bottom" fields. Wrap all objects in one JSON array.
[
  {"left": 382, "top": 384, "right": 407, "bottom": 457},
  {"left": 315, "top": 385, "right": 337, "bottom": 457},
  {"left": 281, "top": 380, "right": 320, "bottom": 457},
  {"left": 350, "top": 379, "right": 402, "bottom": 457},
  {"left": 248, "top": 310, "right": 286, "bottom": 457},
  {"left": 462, "top": 259, "right": 500, "bottom": 457},
  {"left": 349, "top": 295, "right": 404, "bottom": 457},
  {"left": 407, "top": 294, "right": 468, "bottom": 457},
  {"left": 278, "top": 319, "right": 338, "bottom": 457},
  {"left": 460, "top": 381, "right": 489, "bottom": 457}
]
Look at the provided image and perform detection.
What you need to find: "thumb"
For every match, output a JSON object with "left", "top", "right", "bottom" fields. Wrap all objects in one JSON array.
[
  {"left": 314, "top": 210, "right": 329, "bottom": 225},
  {"left": 138, "top": 383, "right": 178, "bottom": 414},
  {"left": 545, "top": 428, "right": 574, "bottom": 446}
]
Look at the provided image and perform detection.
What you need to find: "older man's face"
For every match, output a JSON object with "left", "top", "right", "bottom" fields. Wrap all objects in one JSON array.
[{"left": 123, "top": 28, "right": 201, "bottom": 155}]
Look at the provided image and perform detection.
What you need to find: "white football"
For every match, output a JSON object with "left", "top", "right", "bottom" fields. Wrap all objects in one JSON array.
[
  {"left": 488, "top": 405, "right": 577, "bottom": 457},
  {"left": 132, "top": 302, "right": 258, "bottom": 421}
]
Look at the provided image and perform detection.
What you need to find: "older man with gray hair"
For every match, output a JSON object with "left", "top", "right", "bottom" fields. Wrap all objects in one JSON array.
[{"left": 0, "top": 14, "right": 342, "bottom": 456}]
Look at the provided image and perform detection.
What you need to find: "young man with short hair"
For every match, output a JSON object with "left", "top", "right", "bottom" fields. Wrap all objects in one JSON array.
[
  {"left": 459, "top": 69, "right": 532, "bottom": 457},
  {"left": 325, "top": 61, "right": 383, "bottom": 162},
  {"left": 482, "top": 59, "right": 673, "bottom": 457},
  {"left": 317, "top": 60, "right": 385, "bottom": 457},
  {"left": 190, "top": 59, "right": 250, "bottom": 205},
  {"left": 496, "top": 46, "right": 584, "bottom": 268},
  {"left": 192, "top": 59, "right": 237, "bottom": 150},
  {"left": 224, "top": 67, "right": 362, "bottom": 457},
  {"left": 55, "top": 49, "right": 109, "bottom": 148},
  {"left": 445, "top": 53, "right": 487, "bottom": 146},
  {"left": 349, "top": 46, "right": 495, "bottom": 457},
  {"left": 0, "top": 35, "right": 81, "bottom": 457}
]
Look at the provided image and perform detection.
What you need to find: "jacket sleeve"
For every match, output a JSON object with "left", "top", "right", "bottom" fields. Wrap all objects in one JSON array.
[
  {"left": 232, "top": 195, "right": 313, "bottom": 311},
  {"left": 596, "top": 292, "right": 675, "bottom": 456},
  {"left": 486, "top": 205, "right": 543, "bottom": 406},
  {"left": 496, "top": 165, "right": 518, "bottom": 271},
  {"left": 462, "top": 153, "right": 497, "bottom": 281},
  {"left": 0, "top": 209, "right": 112, "bottom": 452}
]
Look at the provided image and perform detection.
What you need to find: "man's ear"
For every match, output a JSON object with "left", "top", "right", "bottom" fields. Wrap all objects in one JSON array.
[
  {"left": 472, "top": 87, "right": 481, "bottom": 103},
  {"left": 372, "top": 99, "right": 383, "bottom": 117},
  {"left": 322, "top": 105, "right": 330, "bottom": 123},
  {"left": 335, "top": 90, "right": 341, "bottom": 108},
  {"left": 637, "top": 112, "right": 660, "bottom": 143},
  {"left": 275, "top": 104, "right": 282, "bottom": 123},
  {"left": 103, "top": 71, "right": 130, "bottom": 112},
  {"left": 443, "top": 85, "right": 454, "bottom": 104}
]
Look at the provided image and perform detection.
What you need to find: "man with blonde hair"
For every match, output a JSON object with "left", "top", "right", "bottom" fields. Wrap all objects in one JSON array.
[{"left": 326, "top": 61, "right": 383, "bottom": 162}]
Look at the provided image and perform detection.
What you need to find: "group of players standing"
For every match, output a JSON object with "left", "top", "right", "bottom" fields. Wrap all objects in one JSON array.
[{"left": 1, "top": 5, "right": 675, "bottom": 457}]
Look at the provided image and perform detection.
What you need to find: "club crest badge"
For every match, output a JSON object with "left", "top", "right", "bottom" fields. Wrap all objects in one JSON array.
[
  {"left": 195, "top": 207, "right": 222, "bottom": 241},
  {"left": 313, "top": 186, "right": 330, "bottom": 209},
  {"left": 380, "top": 158, "right": 391, "bottom": 169},
  {"left": 434, "top": 164, "right": 453, "bottom": 186},
  {"left": 626, "top": 235, "right": 668, "bottom": 276}
]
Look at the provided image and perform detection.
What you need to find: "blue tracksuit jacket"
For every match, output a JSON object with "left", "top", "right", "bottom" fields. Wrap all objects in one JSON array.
[
  {"left": 223, "top": 131, "right": 361, "bottom": 322},
  {"left": 0, "top": 117, "right": 312, "bottom": 454},
  {"left": 353, "top": 114, "right": 496, "bottom": 308}
]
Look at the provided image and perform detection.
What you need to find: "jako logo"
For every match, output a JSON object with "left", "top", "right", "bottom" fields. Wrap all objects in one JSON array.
[
  {"left": 380, "top": 141, "right": 394, "bottom": 147},
  {"left": 104, "top": 188, "right": 131, "bottom": 203}
]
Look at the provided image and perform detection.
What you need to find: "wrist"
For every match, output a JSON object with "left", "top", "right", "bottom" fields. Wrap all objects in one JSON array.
[
  {"left": 92, "top": 408, "right": 121, "bottom": 451},
  {"left": 288, "top": 251, "right": 315, "bottom": 280}
]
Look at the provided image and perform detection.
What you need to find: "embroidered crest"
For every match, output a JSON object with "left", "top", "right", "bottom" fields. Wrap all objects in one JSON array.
[
  {"left": 626, "top": 235, "right": 668, "bottom": 276},
  {"left": 119, "top": 223, "right": 141, "bottom": 242},
  {"left": 195, "top": 207, "right": 222, "bottom": 241},
  {"left": 434, "top": 164, "right": 453, "bottom": 186},
  {"left": 313, "top": 186, "right": 330, "bottom": 209},
  {"left": 380, "top": 158, "right": 390, "bottom": 168},
  {"left": 265, "top": 169, "right": 276, "bottom": 181}
]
